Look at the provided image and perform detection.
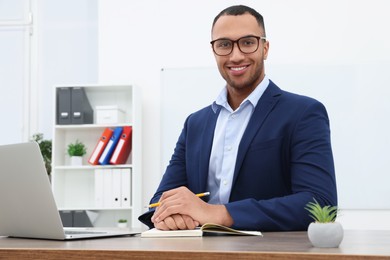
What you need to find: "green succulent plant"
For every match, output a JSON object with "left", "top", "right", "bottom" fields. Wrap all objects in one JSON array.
[
  {"left": 118, "top": 219, "right": 127, "bottom": 223},
  {"left": 305, "top": 198, "right": 338, "bottom": 223},
  {"left": 67, "top": 140, "right": 87, "bottom": 157}
]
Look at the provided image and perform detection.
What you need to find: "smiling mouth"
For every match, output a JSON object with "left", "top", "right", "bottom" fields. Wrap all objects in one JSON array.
[{"left": 229, "top": 65, "right": 248, "bottom": 71}]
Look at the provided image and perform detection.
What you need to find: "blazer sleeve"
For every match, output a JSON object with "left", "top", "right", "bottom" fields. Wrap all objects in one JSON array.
[{"left": 225, "top": 100, "right": 337, "bottom": 231}]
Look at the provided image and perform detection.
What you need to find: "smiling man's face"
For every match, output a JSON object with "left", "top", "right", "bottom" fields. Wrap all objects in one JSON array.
[{"left": 211, "top": 13, "right": 269, "bottom": 95}]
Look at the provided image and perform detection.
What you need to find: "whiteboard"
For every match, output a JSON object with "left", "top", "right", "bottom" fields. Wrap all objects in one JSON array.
[{"left": 161, "top": 63, "right": 390, "bottom": 209}]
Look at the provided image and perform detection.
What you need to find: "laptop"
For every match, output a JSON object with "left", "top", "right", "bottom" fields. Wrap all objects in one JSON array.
[{"left": 0, "top": 142, "right": 140, "bottom": 240}]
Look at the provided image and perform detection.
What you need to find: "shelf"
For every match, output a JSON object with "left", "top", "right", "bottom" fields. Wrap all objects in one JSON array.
[
  {"left": 55, "top": 123, "right": 133, "bottom": 129},
  {"left": 58, "top": 207, "right": 133, "bottom": 211},
  {"left": 51, "top": 84, "right": 142, "bottom": 228},
  {"left": 54, "top": 164, "right": 133, "bottom": 170}
]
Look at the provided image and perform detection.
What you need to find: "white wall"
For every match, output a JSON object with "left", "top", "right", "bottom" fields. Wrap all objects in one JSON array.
[
  {"left": 37, "top": 0, "right": 98, "bottom": 137},
  {"left": 98, "top": 0, "right": 390, "bottom": 229},
  {"left": 0, "top": 0, "right": 31, "bottom": 144},
  {"left": 0, "top": 0, "right": 98, "bottom": 144}
]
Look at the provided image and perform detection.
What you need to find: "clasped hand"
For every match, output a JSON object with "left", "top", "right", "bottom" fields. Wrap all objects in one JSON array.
[{"left": 151, "top": 186, "right": 209, "bottom": 230}]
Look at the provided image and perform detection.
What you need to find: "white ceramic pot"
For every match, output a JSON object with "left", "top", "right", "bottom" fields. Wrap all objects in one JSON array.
[
  {"left": 117, "top": 222, "right": 128, "bottom": 228},
  {"left": 307, "top": 222, "right": 344, "bottom": 248},
  {"left": 70, "top": 156, "right": 83, "bottom": 166}
]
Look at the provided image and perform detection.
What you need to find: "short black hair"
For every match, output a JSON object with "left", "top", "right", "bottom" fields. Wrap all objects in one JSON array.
[{"left": 212, "top": 5, "right": 266, "bottom": 36}]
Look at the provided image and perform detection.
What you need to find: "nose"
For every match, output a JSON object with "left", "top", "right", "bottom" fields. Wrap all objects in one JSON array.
[{"left": 230, "top": 42, "right": 245, "bottom": 61}]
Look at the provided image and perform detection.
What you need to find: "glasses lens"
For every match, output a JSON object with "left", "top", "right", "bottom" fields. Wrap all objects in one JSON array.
[
  {"left": 238, "top": 36, "right": 259, "bottom": 54},
  {"left": 212, "top": 36, "right": 260, "bottom": 56},
  {"left": 212, "top": 39, "right": 233, "bottom": 56}
]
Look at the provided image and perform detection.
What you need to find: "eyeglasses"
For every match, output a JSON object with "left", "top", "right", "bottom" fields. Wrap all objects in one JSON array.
[{"left": 210, "top": 35, "right": 266, "bottom": 56}]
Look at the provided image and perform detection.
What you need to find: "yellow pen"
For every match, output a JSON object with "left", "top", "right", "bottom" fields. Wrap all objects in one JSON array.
[{"left": 147, "top": 192, "right": 210, "bottom": 208}]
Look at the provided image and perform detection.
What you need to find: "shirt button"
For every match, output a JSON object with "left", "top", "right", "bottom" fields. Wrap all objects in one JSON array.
[
  {"left": 231, "top": 114, "right": 236, "bottom": 119},
  {"left": 223, "top": 180, "right": 228, "bottom": 185},
  {"left": 227, "top": 146, "right": 232, "bottom": 151}
]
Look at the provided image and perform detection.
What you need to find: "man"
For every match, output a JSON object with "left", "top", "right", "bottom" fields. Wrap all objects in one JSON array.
[{"left": 139, "top": 5, "right": 337, "bottom": 231}]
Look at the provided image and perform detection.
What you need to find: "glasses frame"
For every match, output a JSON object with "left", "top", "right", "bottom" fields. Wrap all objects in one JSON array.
[{"left": 210, "top": 35, "right": 267, "bottom": 56}]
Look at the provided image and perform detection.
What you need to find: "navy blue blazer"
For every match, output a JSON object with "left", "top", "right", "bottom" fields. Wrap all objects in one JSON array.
[{"left": 139, "top": 80, "right": 337, "bottom": 231}]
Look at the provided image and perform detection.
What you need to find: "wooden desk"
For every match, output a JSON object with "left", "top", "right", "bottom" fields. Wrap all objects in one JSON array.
[{"left": 1, "top": 230, "right": 390, "bottom": 259}]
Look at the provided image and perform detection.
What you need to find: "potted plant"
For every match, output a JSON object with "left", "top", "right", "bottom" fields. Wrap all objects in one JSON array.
[
  {"left": 305, "top": 198, "right": 343, "bottom": 248},
  {"left": 117, "top": 219, "right": 128, "bottom": 228},
  {"left": 31, "top": 133, "right": 52, "bottom": 176},
  {"left": 67, "top": 140, "right": 87, "bottom": 166}
]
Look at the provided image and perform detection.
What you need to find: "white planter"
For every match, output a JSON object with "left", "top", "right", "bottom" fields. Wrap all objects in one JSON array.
[
  {"left": 70, "top": 156, "right": 83, "bottom": 166},
  {"left": 117, "top": 222, "right": 128, "bottom": 228},
  {"left": 308, "top": 222, "right": 344, "bottom": 248}
]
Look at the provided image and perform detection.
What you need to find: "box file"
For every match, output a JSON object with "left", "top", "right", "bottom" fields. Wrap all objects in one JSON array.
[
  {"left": 98, "top": 127, "right": 123, "bottom": 165},
  {"left": 73, "top": 210, "right": 93, "bottom": 227},
  {"left": 112, "top": 169, "right": 122, "bottom": 208},
  {"left": 94, "top": 168, "right": 131, "bottom": 209},
  {"left": 103, "top": 168, "right": 113, "bottom": 208},
  {"left": 59, "top": 210, "right": 93, "bottom": 227},
  {"left": 94, "top": 169, "right": 104, "bottom": 208},
  {"left": 57, "top": 87, "right": 72, "bottom": 124},
  {"left": 59, "top": 210, "right": 73, "bottom": 227},
  {"left": 121, "top": 168, "right": 131, "bottom": 208},
  {"left": 71, "top": 87, "right": 94, "bottom": 124},
  {"left": 110, "top": 126, "right": 132, "bottom": 165},
  {"left": 56, "top": 87, "right": 94, "bottom": 125},
  {"left": 88, "top": 128, "right": 114, "bottom": 165}
]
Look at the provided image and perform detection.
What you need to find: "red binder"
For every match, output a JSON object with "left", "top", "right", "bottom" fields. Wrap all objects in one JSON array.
[
  {"left": 88, "top": 128, "right": 114, "bottom": 165},
  {"left": 109, "top": 126, "right": 132, "bottom": 165}
]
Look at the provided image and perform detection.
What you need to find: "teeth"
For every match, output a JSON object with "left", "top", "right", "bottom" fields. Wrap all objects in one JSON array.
[{"left": 231, "top": 66, "right": 246, "bottom": 71}]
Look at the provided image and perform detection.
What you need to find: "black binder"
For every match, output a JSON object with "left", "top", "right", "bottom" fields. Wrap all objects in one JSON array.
[
  {"left": 70, "top": 87, "right": 93, "bottom": 124},
  {"left": 73, "top": 210, "right": 93, "bottom": 227},
  {"left": 59, "top": 210, "right": 73, "bottom": 227},
  {"left": 59, "top": 210, "right": 93, "bottom": 227},
  {"left": 57, "top": 87, "right": 72, "bottom": 124}
]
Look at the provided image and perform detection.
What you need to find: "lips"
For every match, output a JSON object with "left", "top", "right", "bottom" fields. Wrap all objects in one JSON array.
[{"left": 228, "top": 65, "right": 249, "bottom": 75}]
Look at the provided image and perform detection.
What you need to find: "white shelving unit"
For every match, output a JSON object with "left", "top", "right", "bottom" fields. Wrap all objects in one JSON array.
[{"left": 51, "top": 84, "right": 142, "bottom": 228}]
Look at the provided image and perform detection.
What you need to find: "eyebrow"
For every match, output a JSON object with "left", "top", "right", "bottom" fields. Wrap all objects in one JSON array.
[{"left": 212, "top": 34, "right": 259, "bottom": 42}]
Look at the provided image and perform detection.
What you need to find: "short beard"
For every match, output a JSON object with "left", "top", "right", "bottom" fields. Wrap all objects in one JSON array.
[{"left": 225, "top": 66, "right": 263, "bottom": 91}]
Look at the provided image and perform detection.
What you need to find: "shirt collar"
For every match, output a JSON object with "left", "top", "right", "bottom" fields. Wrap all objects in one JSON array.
[{"left": 212, "top": 75, "right": 270, "bottom": 113}]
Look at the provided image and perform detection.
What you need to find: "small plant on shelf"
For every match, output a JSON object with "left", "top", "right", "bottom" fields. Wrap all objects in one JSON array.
[
  {"left": 117, "top": 219, "right": 128, "bottom": 228},
  {"left": 67, "top": 140, "right": 87, "bottom": 157},
  {"left": 31, "top": 133, "right": 52, "bottom": 175},
  {"left": 67, "top": 140, "right": 87, "bottom": 166}
]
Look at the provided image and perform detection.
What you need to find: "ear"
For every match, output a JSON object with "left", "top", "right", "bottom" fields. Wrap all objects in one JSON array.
[{"left": 263, "top": 40, "right": 269, "bottom": 60}]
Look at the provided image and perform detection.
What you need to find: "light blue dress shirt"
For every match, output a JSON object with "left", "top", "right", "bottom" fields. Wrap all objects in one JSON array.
[{"left": 207, "top": 76, "right": 270, "bottom": 204}]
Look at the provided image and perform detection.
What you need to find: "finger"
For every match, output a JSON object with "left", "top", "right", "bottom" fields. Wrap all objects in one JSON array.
[
  {"left": 163, "top": 216, "right": 178, "bottom": 230},
  {"left": 153, "top": 204, "right": 182, "bottom": 223},
  {"left": 160, "top": 187, "right": 181, "bottom": 201},
  {"left": 151, "top": 207, "right": 161, "bottom": 223},
  {"left": 160, "top": 186, "right": 189, "bottom": 201},
  {"left": 154, "top": 220, "right": 169, "bottom": 231},
  {"left": 171, "top": 214, "right": 186, "bottom": 230},
  {"left": 182, "top": 215, "right": 197, "bottom": 230}
]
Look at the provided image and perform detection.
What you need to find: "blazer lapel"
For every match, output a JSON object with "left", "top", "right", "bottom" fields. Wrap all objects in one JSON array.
[
  {"left": 198, "top": 105, "right": 220, "bottom": 193},
  {"left": 232, "top": 81, "right": 282, "bottom": 185}
]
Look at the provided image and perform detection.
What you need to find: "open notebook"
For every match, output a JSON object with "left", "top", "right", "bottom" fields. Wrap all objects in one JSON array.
[
  {"left": 141, "top": 223, "right": 262, "bottom": 237},
  {"left": 0, "top": 142, "right": 140, "bottom": 240}
]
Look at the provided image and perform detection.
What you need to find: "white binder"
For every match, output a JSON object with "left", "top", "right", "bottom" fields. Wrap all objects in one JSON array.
[
  {"left": 121, "top": 168, "right": 131, "bottom": 208},
  {"left": 112, "top": 169, "right": 122, "bottom": 208},
  {"left": 103, "top": 168, "right": 113, "bottom": 208},
  {"left": 94, "top": 169, "right": 104, "bottom": 208}
]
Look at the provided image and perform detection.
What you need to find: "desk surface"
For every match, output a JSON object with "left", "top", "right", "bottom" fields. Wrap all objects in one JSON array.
[{"left": 1, "top": 230, "right": 390, "bottom": 259}]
